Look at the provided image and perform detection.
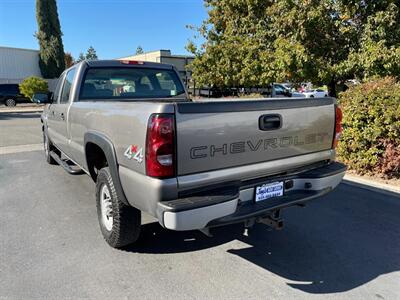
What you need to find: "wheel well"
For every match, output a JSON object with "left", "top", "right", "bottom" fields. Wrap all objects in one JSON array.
[{"left": 86, "top": 142, "right": 108, "bottom": 181}]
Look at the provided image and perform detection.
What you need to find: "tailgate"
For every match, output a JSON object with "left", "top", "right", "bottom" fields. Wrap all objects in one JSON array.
[{"left": 175, "top": 98, "right": 335, "bottom": 176}]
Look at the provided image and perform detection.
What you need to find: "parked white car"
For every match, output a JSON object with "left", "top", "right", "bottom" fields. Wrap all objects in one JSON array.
[
  {"left": 302, "top": 89, "right": 329, "bottom": 98},
  {"left": 273, "top": 84, "right": 305, "bottom": 98}
]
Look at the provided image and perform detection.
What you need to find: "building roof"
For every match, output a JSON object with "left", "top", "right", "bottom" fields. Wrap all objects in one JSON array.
[
  {"left": 0, "top": 46, "right": 39, "bottom": 53},
  {"left": 116, "top": 49, "right": 194, "bottom": 60}
]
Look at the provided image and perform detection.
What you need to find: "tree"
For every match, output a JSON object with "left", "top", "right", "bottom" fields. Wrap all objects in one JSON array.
[
  {"left": 135, "top": 46, "right": 144, "bottom": 54},
  {"left": 76, "top": 52, "right": 86, "bottom": 63},
  {"left": 340, "top": 1, "right": 400, "bottom": 81},
  {"left": 187, "top": 0, "right": 276, "bottom": 89},
  {"left": 188, "top": 0, "right": 400, "bottom": 96},
  {"left": 75, "top": 47, "right": 98, "bottom": 62},
  {"left": 64, "top": 52, "right": 74, "bottom": 68},
  {"left": 19, "top": 77, "right": 49, "bottom": 99},
  {"left": 35, "top": 0, "right": 65, "bottom": 78},
  {"left": 85, "top": 46, "right": 98, "bottom": 60}
]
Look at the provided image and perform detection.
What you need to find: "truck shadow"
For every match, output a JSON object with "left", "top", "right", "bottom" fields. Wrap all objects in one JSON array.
[{"left": 125, "top": 183, "right": 400, "bottom": 294}]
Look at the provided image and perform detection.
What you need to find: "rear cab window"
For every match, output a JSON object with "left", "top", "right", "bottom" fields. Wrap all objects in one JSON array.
[{"left": 79, "top": 67, "right": 185, "bottom": 100}]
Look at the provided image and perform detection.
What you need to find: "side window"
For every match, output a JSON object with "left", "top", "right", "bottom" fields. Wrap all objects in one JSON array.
[
  {"left": 140, "top": 76, "right": 153, "bottom": 90},
  {"left": 274, "top": 85, "right": 285, "bottom": 95},
  {"left": 9, "top": 85, "right": 19, "bottom": 93},
  {"left": 3, "top": 85, "right": 12, "bottom": 93},
  {"left": 60, "top": 68, "right": 76, "bottom": 104},
  {"left": 156, "top": 72, "right": 178, "bottom": 91},
  {"left": 53, "top": 74, "right": 65, "bottom": 103}
]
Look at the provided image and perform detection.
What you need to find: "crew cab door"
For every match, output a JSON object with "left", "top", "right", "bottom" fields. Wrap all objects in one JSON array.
[{"left": 47, "top": 67, "right": 76, "bottom": 156}]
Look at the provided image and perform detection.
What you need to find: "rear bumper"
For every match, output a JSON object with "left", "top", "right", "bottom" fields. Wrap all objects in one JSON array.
[{"left": 157, "top": 162, "right": 346, "bottom": 230}]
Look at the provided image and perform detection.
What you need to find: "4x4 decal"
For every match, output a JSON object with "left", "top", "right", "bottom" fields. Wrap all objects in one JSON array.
[{"left": 124, "top": 145, "right": 143, "bottom": 163}]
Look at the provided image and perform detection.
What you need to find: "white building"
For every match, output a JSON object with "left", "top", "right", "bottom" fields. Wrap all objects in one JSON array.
[{"left": 0, "top": 46, "right": 42, "bottom": 84}]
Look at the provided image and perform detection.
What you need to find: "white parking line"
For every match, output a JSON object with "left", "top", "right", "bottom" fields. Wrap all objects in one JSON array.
[
  {"left": 0, "top": 144, "right": 43, "bottom": 155},
  {"left": 0, "top": 108, "right": 43, "bottom": 113}
]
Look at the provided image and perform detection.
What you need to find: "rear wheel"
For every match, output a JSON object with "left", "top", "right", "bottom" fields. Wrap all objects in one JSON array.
[
  {"left": 5, "top": 98, "right": 16, "bottom": 107},
  {"left": 96, "top": 167, "right": 141, "bottom": 248}
]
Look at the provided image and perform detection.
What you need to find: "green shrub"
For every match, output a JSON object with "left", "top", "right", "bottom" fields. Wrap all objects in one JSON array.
[
  {"left": 19, "top": 76, "right": 48, "bottom": 100},
  {"left": 337, "top": 77, "right": 400, "bottom": 178}
]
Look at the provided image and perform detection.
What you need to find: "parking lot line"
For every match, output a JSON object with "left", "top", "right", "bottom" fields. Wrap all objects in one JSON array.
[{"left": 0, "top": 143, "right": 42, "bottom": 155}]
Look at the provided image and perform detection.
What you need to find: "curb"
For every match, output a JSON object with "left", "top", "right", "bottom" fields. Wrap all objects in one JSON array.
[
  {"left": 0, "top": 108, "right": 43, "bottom": 113},
  {"left": 343, "top": 174, "right": 400, "bottom": 195}
]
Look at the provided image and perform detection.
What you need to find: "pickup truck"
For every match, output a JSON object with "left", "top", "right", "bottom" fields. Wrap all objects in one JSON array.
[{"left": 34, "top": 60, "right": 346, "bottom": 248}]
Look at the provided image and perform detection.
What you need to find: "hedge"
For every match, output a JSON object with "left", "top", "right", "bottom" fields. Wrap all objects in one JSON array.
[
  {"left": 337, "top": 77, "right": 400, "bottom": 178},
  {"left": 19, "top": 76, "right": 48, "bottom": 100}
]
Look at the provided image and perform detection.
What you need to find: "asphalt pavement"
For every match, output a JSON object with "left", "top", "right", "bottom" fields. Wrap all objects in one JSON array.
[
  {"left": 0, "top": 112, "right": 43, "bottom": 147},
  {"left": 1, "top": 112, "right": 399, "bottom": 299}
]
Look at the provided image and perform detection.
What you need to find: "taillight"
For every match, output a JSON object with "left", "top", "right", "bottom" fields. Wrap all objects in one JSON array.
[
  {"left": 146, "top": 114, "right": 175, "bottom": 178},
  {"left": 120, "top": 60, "right": 144, "bottom": 65},
  {"left": 332, "top": 105, "right": 343, "bottom": 148}
]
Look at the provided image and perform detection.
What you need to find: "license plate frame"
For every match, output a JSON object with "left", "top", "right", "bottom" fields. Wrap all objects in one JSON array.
[{"left": 255, "top": 181, "right": 284, "bottom": 202}]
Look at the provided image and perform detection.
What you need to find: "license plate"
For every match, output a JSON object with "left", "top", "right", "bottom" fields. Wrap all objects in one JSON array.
[{"left": 255, "top": 181, "right": 284, "bottom": 202}]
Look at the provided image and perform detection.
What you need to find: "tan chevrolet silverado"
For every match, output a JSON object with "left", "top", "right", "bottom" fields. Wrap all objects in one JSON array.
[{"left": 34, "top": 60, "right": 346, "bottom": 248}]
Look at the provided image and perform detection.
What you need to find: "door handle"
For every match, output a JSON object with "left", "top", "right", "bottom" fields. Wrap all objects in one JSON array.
[
  {"left": 259, "top": 114, "right": 282, "bottom": 131},
  {"left": 60, "top": 113, "right": 65, "bottom": 121}
]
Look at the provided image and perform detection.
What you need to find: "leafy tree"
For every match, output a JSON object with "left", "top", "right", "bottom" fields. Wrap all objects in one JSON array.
[
  {"left": 187, "top": 0, "right": 275, "bottom": 89},
  {"left": 35, "top": 0, "right": 65, "bottom": 78},
  {"left": 340, "top": 1, "right": 400, "bottom": 81},
  {"left": 76, "top": 52, "right": 86, "bottom": 63},
  {"left": 85, "top": 46, "right": 98, "bottom": 60},
  {"left": 64, "top": 52, "right": 74, "bottom": 68},
  {"left": 188, "top": 0, "right": 400, "bottom": 96},
  {"left": 135, "top": 46, "right": 144, "bottom": 54},
  {"left": 19, "top": 76, "right": 49, "bottom": 99}
]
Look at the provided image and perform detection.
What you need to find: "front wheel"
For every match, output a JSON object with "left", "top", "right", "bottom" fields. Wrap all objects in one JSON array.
[
  {"left": 96, "top": 167, "right": 141, "bottom": 248},
  {"left": 5, "top": 98, "right": 16, "bottom": 107}
]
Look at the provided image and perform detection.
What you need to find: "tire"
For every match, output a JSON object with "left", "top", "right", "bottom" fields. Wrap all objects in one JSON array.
[
  {"left": 96, "top": 167, "right": 141, "bottom": 248},
  {"left": 310, "top": 95, "right": 314, "bottom": 98},
  {"left": 5, "top": 98, "right": 16, "bottom": 107},
  {"left": 43, "top": 131, "right": 57, "bottom": 165}
]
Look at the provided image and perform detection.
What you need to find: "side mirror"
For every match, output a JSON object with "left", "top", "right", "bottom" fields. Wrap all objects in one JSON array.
[{"left": 32, "top": 92, "right": 53, "bottom": 104}]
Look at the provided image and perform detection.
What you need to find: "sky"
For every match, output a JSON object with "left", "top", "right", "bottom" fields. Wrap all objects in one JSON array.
[{"left": 0, "top": 0, "right": 207, "bottom": 59}]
